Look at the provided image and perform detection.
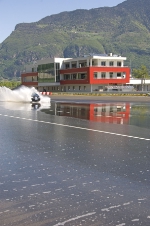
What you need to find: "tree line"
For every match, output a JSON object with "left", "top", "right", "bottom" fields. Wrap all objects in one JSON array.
[
  {"left": 0, "top": 80, "right": 21, "bottom": 89},
  {"left": 132, "top": 65, "right": 149, "bottom": 79}
]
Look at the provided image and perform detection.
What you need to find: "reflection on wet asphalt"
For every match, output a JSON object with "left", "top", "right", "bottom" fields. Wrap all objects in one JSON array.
[{"left": 0, "top": 100, "right": 150, "bottom": 226}]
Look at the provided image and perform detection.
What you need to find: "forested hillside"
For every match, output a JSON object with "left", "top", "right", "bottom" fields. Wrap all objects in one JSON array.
[{"left": 0, "top": 0, "right": 150, "bottom": 79}]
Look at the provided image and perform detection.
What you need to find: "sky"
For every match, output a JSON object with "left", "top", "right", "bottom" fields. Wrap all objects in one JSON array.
[{"left": 0, "top": 0, "right": 124, "bottom": 43}]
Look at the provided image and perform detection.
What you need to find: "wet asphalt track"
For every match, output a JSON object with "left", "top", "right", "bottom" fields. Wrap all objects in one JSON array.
[{"left": 0, "top": 95, "right": 150, "bottom": 226}]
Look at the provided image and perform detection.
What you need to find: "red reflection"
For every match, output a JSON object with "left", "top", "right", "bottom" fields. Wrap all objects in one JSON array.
[{"left": 56, "top": 103, "right": 130, "bottom": 125}]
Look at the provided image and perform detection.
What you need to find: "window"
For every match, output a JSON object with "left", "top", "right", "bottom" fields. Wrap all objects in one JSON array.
[
  {"left": 81, "top": 74, "right": 86, "bottom": 79},
  {"left": 98, "top": 86, "right": 103, "bottom": 90},
  {"left": 92, "top": 60, "right": 97, "bottom": 66},
  {"left": 37, "top": 63, "right": 54, "bottom": 72},
  {"left": 37, "top": 63, "right": 55, "bottom": 83},
  {"left": 64, "top": 74, "right": 70, "bottom": 80},
  {"left": 101, "top": 72, "right": 106, "bottom": 78},
  {"left": 65, "top": 63, "right": 70, "bottom": 69},
  {"left": 78, "top": 73, "right": 86, "bottom": 79},
  {"left": 72, "top": 63, "right": 76, "bottom": 68},
  {"left": 79, "top": 86, "right": 81, "bottom": 91},
  {"left": 73, "top": 86, "right": 75, "bottom": 91},
  {"left": 109, "top": 72, "right": 113, "bottom": 78},
  {"left": 73, "top": 74, "right": 77, "bottom": 80},
  {"left": 109, "top": 61, "right": 114, "bottom": 66},
  {"left": 110, "top": 107, "right": 114, "bottom": 113},
  {"left": 32, "top": 68, "right": 34, "bottom": 72},
  {"left": 101, "top": 61, "right": 106, "bottom": 66},
  {"left": 79, "top": 62, "right": 87, "bottom": 67},
  {"left": 117, "top": 62, "right": 122, "bottom": 66},
  {"left": 117, "top": 73, "right": 121, "bottom": 77},
  {"left": 102, "top": 107, "right": 106, "bottom": 112},
  {"left": 94, "top": 72, "right": 97, "bottom": 79},
  {"left": 56, "top": 63, "right": 60, "bottom": 82},
  {"left": 56, "top": 63, "right": 60, "bottom": 70},
  {"left": 68, "top": 86, "right": 70, "bottom": 91},
  {"left": 84, "top": 86, "right": 86, "bottom": 90}
]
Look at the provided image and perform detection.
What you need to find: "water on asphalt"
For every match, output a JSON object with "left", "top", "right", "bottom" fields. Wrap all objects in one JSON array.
[{"left": 0, "top": 100, "right": 150, "bottom": 226}]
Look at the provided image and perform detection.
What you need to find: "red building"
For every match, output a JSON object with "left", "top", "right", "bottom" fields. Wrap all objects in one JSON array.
[{"left": 21, "top": 54, "right": 130, "bottom": 92}]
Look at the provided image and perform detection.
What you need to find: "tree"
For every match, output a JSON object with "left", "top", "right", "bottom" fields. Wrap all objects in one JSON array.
[
  {"left": 0, "top": 80, "right": 21, "bottom": 89},
  {"left": 132, "top": 65, "right": 149, "bottom": 79}
]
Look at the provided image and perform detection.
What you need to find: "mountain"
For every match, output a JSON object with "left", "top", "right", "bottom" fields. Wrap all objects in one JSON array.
[{"left": 1, "top": 0, "right": 150, "bottom": 79}]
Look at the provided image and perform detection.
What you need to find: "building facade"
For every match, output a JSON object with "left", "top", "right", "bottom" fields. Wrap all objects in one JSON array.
[{"left": 21, "top": 54, "right": 131, "bottom": 92}]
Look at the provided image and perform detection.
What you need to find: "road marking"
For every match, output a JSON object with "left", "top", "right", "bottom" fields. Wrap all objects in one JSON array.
[
  {"left": 0, "top": 113, "right": 150, "bottom": 141},
  {"left": 53, "top": 212, "right": 96, "bottom": 226}
]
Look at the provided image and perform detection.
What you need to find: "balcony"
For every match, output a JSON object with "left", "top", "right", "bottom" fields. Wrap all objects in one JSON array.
[{"left": 62, "top": 73, "right": 87, "bottom": 81}]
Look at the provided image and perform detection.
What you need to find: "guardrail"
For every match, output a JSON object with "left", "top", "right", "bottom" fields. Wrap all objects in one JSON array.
[
  {"left": 40, "top": 91, "right": 150, "bottom": 96},
  {"left": 40, "top": 92, "right": 52, "bottom": 95}
]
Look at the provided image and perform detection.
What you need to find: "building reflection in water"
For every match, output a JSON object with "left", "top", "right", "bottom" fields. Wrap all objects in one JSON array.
[{"left": 42, "top": 102, "right": 130, "bottom": 125}]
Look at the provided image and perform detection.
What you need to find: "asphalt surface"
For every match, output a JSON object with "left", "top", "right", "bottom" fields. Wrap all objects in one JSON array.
[
  {"left": 50, "top": 94, "right": 150, "bottom": 103},
  {"left": 0, "top": 96, "right": 150, "bottom": 226}
]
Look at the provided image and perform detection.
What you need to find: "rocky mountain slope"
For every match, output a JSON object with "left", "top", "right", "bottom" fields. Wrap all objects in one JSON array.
[{"left": 0, "top": 0, "right": 150, "bottom": 79}]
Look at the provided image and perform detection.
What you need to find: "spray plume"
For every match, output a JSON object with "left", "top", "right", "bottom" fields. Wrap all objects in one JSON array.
[{"left": 0, "top": 85, "right": 50, "bottom": 103}]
